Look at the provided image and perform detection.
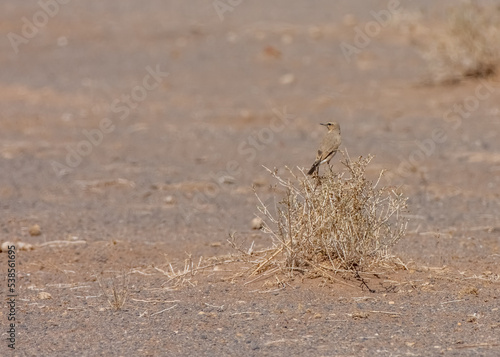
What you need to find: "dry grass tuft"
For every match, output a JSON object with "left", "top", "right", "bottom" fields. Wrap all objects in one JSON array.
[
  {"left": 153, "top": 254, "right": 243, "bottom": 288},
  {"left": 418, "top": 3, "right": 500, "bottom": 83},
  {"left": 252, "top": 154, "right": 409, "bottom": 279},
  {"left": 98, "top": 272, "right": 130, "bottom": 310}
]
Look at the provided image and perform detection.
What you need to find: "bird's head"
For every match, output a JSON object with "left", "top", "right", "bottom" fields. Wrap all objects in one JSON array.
[{"left": 320, "top": 122, "right": 340, "bottom": 132}]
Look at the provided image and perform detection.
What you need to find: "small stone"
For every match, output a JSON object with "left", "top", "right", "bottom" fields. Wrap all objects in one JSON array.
[
  {"left": 1, "top": 241, "right": 14, "bottom": 252},
  {"left": 262, "top": 46, "right": 281, "bottom": 59},
  {"left": 279, "top": 73, "right": 295, "bottom": 85},
  {"left": 351, "top": 311, "right": 369, "bottom": 319},
  {"left": 29, "top": 224, "right": 41, "bottom": 236},
  {"left": 218, "top": 176, "right": 235, "bottom": 184},
  {"left": 1, "top": 241, "right": 34, "bottom": 251},
  {"left": 467, "top": 316, "right": 477, "bottom": 323},
  {"left": 38, "top": 292, "right": 52, "bottom": 300},
  {"left": 240, "top": 109, "right": 252, "bottom": 119},
  {"left": 164, "top": 195, "right": 176, "bottom": 204},
  {"left": 251, "top": 217, "right": 263, "bottom": 230},
  {"left": 17, "top": 242, "right": 34, "bottom": 251}
]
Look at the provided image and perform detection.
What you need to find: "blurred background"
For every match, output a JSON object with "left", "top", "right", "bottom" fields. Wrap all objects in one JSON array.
[{"left": 1, "top": 0, "right": 499, "bottom": 264}]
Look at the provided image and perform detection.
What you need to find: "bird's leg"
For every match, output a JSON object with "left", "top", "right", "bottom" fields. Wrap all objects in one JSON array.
[{"left": 314, "top": 170, "right": 321, "bottom": 186}]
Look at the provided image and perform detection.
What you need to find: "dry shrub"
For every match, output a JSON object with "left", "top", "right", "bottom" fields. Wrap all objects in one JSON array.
[
  {"left": 98, "top": 272, "right": 130, "bottom": 310},
  {"left": 253, "top": 154, "right": 408, "bottom": 277},
  {"left": 419, "top": 3, "right": 500, "bottom": 83}
]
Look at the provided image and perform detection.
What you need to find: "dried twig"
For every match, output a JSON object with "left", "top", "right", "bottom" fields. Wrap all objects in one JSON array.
[{"left": 150, "top": 304, "right": 178, "bottom": 317}]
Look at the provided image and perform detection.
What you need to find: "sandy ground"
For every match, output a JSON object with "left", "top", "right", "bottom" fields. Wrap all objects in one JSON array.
[{"left": 1, "top": 1, "right": 499, "bottom": 356}]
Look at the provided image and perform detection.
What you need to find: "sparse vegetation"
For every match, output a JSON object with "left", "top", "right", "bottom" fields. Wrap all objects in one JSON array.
[
  {"left": 251, "top": 154, "right": 409, "bottom": 279},
  {"left": 418, "top": 3, "right": 500, "bottom": 83},
  {"left": 98, "top": 273, "right": 130, "bottom": 310}
]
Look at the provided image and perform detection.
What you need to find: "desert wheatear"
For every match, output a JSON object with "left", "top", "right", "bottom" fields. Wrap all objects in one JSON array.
[{"left": 307, "top": 122, "right": 341, "bottom": 175}]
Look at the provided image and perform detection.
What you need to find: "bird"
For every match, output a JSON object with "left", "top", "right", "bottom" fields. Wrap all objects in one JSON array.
[{"left": 307, "top": 122, "right": 341, "bottom": 176}]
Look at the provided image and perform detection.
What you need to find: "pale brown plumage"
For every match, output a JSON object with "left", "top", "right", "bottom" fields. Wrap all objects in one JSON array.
[{"left": 307, "top": 122, "right": 341, "bottom": 175}]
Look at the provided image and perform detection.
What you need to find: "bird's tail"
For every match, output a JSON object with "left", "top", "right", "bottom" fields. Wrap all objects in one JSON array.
[{"left": 307, "top": 161, "right": 319, "bottom": 175}]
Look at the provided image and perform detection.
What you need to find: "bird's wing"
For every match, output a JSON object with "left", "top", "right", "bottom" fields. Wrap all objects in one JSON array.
[{"left": 318, "top": 133, "right": 341, "bottom": 160}]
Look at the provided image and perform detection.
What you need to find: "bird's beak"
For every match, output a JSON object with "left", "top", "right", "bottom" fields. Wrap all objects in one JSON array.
[{"left": 320, "top": 123, "right": 327, "bottom": 126}]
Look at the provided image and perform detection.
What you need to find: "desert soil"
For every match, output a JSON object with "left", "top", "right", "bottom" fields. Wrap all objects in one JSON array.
[{"left": 1, "top": 1, "right": 499, "bottom": 356}]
